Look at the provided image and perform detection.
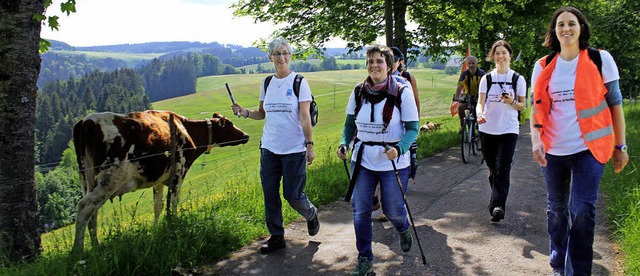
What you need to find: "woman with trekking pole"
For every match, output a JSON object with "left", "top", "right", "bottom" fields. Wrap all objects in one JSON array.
[
  {"left": 336, "top": 45, "right": 421, "bottom": 276},
  {"left": 475, "top": 39, "right": 527, "bottom": 224},
  {"left": 530, "top": 6, "right": 628, "bottom": 275},
  {"left": 231, "top": 37, "right": 319, "bottom": 254}
]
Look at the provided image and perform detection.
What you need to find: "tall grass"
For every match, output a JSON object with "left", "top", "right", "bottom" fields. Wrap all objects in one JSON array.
[{"left": 600, "top": 102, "right": 640, "bottom": 275}]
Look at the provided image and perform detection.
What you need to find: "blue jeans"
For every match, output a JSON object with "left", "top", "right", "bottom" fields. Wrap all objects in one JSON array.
[
  {"left": 542, "top": 150, "right": 604, "bottom": 276},
  {"left": 352, "top": 165, "right": 410, "bottom": 262},
  {"left": 260, "top": 149, "right": 317, "bottom": 236}
]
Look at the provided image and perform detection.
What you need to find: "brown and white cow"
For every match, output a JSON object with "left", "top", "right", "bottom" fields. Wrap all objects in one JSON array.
[{"left": 71, "top": 110, "right": 249, "bottom": 252}]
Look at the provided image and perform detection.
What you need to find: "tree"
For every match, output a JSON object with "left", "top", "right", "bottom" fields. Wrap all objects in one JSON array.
[
  {"left": 0, "top": 0, "right": 45, "bottom": 263},
  {"left": 232, "top": 0, "right": 414, "bottom": 59}
]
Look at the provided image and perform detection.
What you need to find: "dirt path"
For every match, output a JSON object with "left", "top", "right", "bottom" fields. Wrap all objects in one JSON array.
[{"left": 209, "top": 124, "right": 622, "bottom": 275}]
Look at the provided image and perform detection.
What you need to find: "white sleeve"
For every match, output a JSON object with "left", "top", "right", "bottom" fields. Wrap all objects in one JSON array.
[
  {"left": 400, "top": 86, "right": 419, "bottom": 121},
  {"left": 479, "top": 74, "right": 488, "bottom": 94},
  {"left": 517, "top": 75, "right": 527, "bottom": 98},
  {"left": 345, "top": 88, "right": 357, "bottom": 115},
  {"left": 530, "top": 62, "right": 543, "bottom": 96},
  {"left": 599, "top": 50, "right": 620, "bottom": 83},
  {"left": 298, "top": 78, "right": 313, "bottom": 102}
]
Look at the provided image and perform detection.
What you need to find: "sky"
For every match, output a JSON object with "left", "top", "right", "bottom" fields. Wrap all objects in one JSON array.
[{"left": 40, "top": 0, "right": 348, "bottom": 48}]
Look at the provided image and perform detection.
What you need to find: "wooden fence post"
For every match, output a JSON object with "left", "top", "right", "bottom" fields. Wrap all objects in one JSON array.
[{"left": 166, "top": 114, "right": 177, "bottom": 218}]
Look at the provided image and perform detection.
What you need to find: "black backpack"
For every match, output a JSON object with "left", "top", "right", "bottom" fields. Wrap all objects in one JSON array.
[{"left": 264, "top": 74, "right": 318, "bottom": 127}]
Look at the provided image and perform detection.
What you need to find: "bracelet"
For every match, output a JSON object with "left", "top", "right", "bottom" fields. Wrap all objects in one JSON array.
[
  {"left": 510, "top": 100, "right": 517, "bottom": 107},
  {"left": 243, "top": 109, "right": 250, "bottom": 118}
]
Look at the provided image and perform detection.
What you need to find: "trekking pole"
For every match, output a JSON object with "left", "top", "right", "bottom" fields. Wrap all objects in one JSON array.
[
  {"left": 225, "top": 83, "right": 241, "bottom": 118},
  {"left": 384, "top": 143, "right": 427, "bottom": 265},
  {"left": 340, "top": 146, "right": 351, "bottom": 183}
]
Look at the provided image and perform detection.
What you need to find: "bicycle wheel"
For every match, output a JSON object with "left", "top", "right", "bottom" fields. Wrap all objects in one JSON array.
[
  {"left": 471, "top": 121, "right": 478, "bottom": 155},
  {"left": 461, "top": 120, "right": 471, "bottom": 164}
]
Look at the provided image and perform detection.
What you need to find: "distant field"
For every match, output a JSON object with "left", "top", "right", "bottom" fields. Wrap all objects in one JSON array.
[{"left": 50, "top": 50, "right": 164, "bottom": 67}]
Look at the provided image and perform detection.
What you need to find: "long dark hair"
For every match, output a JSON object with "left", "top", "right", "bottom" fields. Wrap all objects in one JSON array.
[{"left": 543, "top": 6, "right": 591, "bottom": 51}]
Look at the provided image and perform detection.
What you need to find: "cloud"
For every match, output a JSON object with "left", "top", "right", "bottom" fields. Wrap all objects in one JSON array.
[{"left": 41, "top": 0, "right": 275, "bottom": 47}]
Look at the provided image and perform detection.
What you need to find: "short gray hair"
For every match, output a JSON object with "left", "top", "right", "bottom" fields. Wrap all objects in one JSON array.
[{"left": 267, "top": 37, "right": 293, "bottom": 56}]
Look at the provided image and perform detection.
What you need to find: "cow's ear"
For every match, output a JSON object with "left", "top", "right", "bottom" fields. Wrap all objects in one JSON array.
[{"left": 212, "top": 112, "right": 221, "bottom": 119}]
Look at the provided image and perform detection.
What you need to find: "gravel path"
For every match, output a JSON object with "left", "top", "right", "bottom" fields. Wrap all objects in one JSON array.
[{"left": 208, "top": 123, "right": 623, "bottom": 275}]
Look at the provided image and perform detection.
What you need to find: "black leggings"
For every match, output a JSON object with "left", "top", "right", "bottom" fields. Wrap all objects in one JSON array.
[{"left": 479, "top": 132, "right": 518, "bottom": 215}]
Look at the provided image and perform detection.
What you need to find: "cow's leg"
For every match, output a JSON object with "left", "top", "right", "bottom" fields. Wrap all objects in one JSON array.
[
  {"left": 72, "top": 184, "right": 114, "bottom": 253},
  {"left": 170, "top": 178, "right": 184, "bottom": 216},
  {"left": 153, "top": 184, "right": 164, "bottom": 223},
  {"left": 88, "top": 212, "right": 99, "bottom": 245}
]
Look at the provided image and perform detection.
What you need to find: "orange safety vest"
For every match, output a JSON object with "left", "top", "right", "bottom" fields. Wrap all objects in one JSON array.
[{"left": 533, "top": 49, "right": 614, "bottom": 163}]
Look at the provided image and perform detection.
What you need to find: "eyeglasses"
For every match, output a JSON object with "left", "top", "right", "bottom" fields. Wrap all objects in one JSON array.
[{"left": 272, "top": 52, "right": 291, "bottom": 57}]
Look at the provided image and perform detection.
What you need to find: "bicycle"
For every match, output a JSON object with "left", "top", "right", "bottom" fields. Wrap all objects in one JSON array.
[{"left": 459, "top": 95, "right": 481, "bottom": 164}]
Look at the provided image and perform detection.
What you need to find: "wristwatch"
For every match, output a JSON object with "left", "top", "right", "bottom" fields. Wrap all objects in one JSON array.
[
  {"left": 305, "top": 141, "right": 314, "bottom": 147},
  {"left": 614, "top": 144, "right": 628, "bottom": 153}
]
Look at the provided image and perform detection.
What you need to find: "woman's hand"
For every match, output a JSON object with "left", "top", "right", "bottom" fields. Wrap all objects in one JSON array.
[
  {"left": 613, "top": 150, "right": 629, "bottom": 173},
  {"left": 306, "top": 144, "right": 315, "bottom": 165},
  {"left": 477, "top": 114, "right": 487, "bottom": 124},
  {"left": 231, "top": 103, "right": 244, "bottom": 117},
  {"left": 532, "top": 142, "right": 547, "bottom": 167},
  {"left": 384, "top": 146, "right": 398, "bottom": 160},
  {"left": 336, "top": 145, "right": 348, "bottom": 160}
]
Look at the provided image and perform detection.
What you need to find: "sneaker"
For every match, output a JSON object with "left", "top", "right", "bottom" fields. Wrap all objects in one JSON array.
[
  {"left": 550, "top": 270, "right": 564, "bottom": 276},
  {"left": 399, "top": 228, "right": 413, "bottom": 252},
  {"left": 351, "top": 257, "right": 373, "bottom": 276},
  {"left": 491, "top": 207, "right": 505, "bottom": 223},
  {"left": 260, "top": 235, "right": 285, "bottom": 253},
  {"left": 307, "top": 214, "right": 320, "bottom": 236}
]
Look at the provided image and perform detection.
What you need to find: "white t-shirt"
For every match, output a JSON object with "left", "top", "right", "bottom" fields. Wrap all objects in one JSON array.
[
  {"left": 346, "top": 84, "right": 419, "bottom": 171},
  {"left": 478, "top": 69, "right": 527, "bottom": 135},
  {"left": 259, "top": 71, "right": 312, "bottom": 154},
  {"left": 530, "top": 50, "right": 619, "bottom": 156}
]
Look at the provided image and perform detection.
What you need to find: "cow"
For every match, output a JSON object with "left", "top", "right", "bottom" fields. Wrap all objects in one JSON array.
[{"left": 71, "top": 110, "right": 249, "bottom": 253}]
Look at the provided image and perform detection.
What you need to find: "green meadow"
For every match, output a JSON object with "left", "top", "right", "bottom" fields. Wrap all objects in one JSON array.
[{"left": 4, "top": 68, "right": 638, "bottom": 275}]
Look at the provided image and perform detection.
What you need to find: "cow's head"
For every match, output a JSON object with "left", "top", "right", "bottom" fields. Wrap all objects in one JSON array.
[{"left": 210, "top": 113, "right": 249, "bottom": 147}]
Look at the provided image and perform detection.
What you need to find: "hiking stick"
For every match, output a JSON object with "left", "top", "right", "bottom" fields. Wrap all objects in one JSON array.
[
  {"left": 340, "top": 146, "right": 351, "bottom": 183},
  {"left": 384, "top": 143, "right": 427, "bottom": 265},
  {"left": 225, "top": 83, "right": 241, "bottom": 117}
]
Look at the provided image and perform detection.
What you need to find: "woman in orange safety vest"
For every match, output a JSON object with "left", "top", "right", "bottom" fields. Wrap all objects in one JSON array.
[{"left": 529, "top": 6, "right": 629, "bottom": 276}]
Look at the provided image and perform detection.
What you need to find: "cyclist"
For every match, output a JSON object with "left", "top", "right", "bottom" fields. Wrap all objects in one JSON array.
[{"left": 455, "top": 56, "right": 485, "bottom": 134}]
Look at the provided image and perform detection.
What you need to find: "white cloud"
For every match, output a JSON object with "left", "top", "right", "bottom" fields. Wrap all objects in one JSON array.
[{"left": 41, "top": 0, "right": 277, "bottom": 47}]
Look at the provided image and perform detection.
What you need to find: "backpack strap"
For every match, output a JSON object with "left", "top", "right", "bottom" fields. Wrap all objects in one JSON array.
[
  {"left": 263, "top": 75, "right": 274, "bottom": 95},
  {"left": 263, "top": 74, "right": 304, "bottom": 98},
  {"left": 511, "top": 72, "right": 520, "bottom": 94},
  {"left": 486, "top": 73, "right": 493, "bottom": 93},
  {"left": 293, "top": 74, "right": 304, "bottom": 98},
  {"left": 587, "top": 47, "right": 602, "bottom": 76}
]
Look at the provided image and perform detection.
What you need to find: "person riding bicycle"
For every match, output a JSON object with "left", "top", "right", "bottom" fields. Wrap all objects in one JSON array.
[{"left": 455, "top": 56, "right": 486, "bottom": 134}]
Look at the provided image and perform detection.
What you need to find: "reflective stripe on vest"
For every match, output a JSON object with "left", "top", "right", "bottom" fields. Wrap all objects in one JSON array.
[{"left": 533, "top": 49, "right": 614, "bottom": 163}]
